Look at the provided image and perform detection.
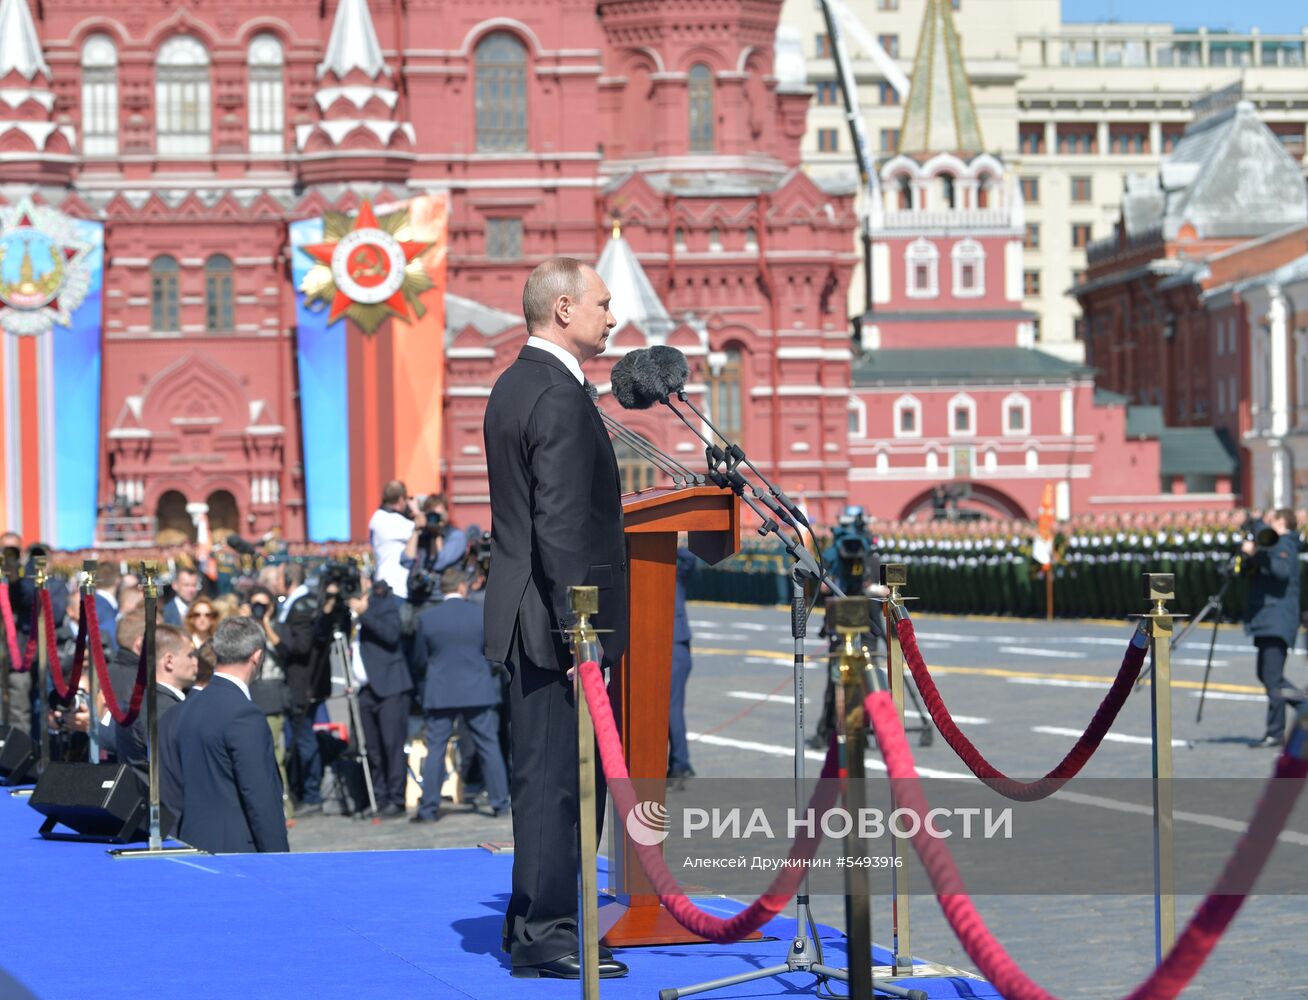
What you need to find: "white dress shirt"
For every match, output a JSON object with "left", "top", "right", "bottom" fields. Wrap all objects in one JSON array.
[
  {"left": 370, "top": 507, "right": 415, "bottom": 598},
  {"left": 213, "top": 672, "right": 251, "bottom": 701},
  {"left": 526, "top": 336, "right": 585, "bottom": 385}
]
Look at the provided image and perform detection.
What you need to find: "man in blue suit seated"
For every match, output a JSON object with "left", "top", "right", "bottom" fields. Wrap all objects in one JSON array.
[
  {"left": 172, "top": 616, "right": 289, "bottom": 853},
  {"left": 412, "top": 566, "right": 509, "bottom": 822}
]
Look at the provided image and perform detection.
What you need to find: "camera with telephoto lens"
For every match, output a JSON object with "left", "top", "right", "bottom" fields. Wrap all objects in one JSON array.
[
  {"left": 476, "top": 529, "right": 492, "bottom": 572},
  {"left": 322, "top": 559, "right": 362, "bottom": 598},
  {"left": 1229, "top": 518, "right": 1280, "bottom": 577},
  {"left": 832, "top": 505, "right": 871, "bottom": 589}
]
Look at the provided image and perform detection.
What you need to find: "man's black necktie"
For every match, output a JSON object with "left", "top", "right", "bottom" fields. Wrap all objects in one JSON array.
[{"left": 583, "top": 379, "right": 599, "bottom": 403}]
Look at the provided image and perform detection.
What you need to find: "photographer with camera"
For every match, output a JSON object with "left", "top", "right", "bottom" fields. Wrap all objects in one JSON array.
[
  {"left": 370, "top": 480, "right": 419, "bottom": 600},
  {"left": 1241, "top": 509, "right": 1307, "bottom": 748},
  {"left": 243, "top": 585, "right": 292, "bottom": 817},
  {"left": 402, "top": 493, "right": 469, "bottom": 594},
  {"left": 274, "top": 562, "right": 331, "bottom": 815},
  {"left": 337, "top": 575, "right": 414, "bottom": 819}
]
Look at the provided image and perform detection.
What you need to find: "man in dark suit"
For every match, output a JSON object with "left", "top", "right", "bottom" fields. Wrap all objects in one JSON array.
[
  {"left": 483, "top": 257, "right": 628, "bottom": 980},
  {"left": 667, "top": 547, "right": 697, "bottom": 785},
  {"left": 92, "top": 562, "right": 120, "bottom": 655},
  {"left": 413, "top": 566, "right": 508, "bottom": 822},
  {"left": 343, "top": 577, "right": 413, "bottom": 818},
  {"left": 1243, "top": 509, "right": 1306, "bottom": 747},
  {"left": 172, "top": 616, "right": 289, "bottom": 854},
  {"left": 273, "top": 562, "right": 331, "bottom": 813},
  {"left": 161, "top": 566, "right": 199, "bottom": 627},
  {"left": 111, "top": 624, "right": 196, "bottom": 780}
]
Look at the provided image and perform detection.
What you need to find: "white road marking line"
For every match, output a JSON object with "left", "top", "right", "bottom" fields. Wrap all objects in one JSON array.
[
  {"left": 997, "top": 646, "right": 1087, "bottom": 660},
  {"left": 684, "top": 730, "right": 1308, "bottom": 845},
  {"left": 1007, "top": 677, "right": 1109, "bottom": 689},
  {"left": 1187, "top": 690, "right": 1265, "bottom": 703},
  {"left": 726, "top": 690, "right": 805, "bottom": 705},
  {"left": 1032, "top": 725, "right": 1188, "bottom": 748},
  {"left": 734, "top": 623, "right": 771, "bottom": 632},
  {"left": 941, "top": 715, "right": 990, "bottom": 725},
  {"left": 1175, "top": 658, "right": 1230, "bottom": 668}
]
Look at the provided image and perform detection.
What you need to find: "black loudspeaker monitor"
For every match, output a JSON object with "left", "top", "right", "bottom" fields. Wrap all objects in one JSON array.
[
  {"left": 28, "top": 762, "right": 169, "bottom": 844},
  {"left": 0, "top": 726, "right": 37, "bottom": 785}
]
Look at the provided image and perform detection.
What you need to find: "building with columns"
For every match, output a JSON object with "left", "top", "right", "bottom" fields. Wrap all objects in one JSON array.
[
  {"left": 782, "top": 0, "right": 1308, "bottom": 361},
  {"left": 1076, "top": 90, "right": 1308, "bottom": 508}
]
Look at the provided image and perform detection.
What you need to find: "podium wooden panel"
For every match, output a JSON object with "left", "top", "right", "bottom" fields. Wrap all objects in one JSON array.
[{"left": 601, "top": 485, "right": 745, "bottom": 947}]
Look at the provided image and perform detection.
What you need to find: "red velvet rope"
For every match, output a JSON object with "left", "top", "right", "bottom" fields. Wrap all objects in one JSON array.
[
  {"left": 0, "top": 582, "right": 19, "bottom": 672},
  {"left": 897, "top": 617, "right": 1148, "bottom": 801},
  {"left": 20, "top": 599, "right": 39, "bottom": 674},
  {"left": 45, "top": 589, "right": 85, "bottom": 700},
  {"left": 577, "top": 658, "right": 840, "bottom": 943},
  {"left": 84, "top": 594, "right": 147, "bottom": 726},
  {"left": 866, "top": 688, "right": 1308, "bottom": 1000}
]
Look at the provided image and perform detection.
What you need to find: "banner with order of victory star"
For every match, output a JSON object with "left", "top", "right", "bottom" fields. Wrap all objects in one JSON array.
[
  {"left": 0, "top": 198, "right": 104, "bottom": 548},
  {"left": 290, "top": 195, "right": 447, "bottom": 542}
]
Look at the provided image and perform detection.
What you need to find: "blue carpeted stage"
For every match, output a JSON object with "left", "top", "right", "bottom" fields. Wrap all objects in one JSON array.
[{"left": 0, "top": 789, "right": 998, "bottom": 999}]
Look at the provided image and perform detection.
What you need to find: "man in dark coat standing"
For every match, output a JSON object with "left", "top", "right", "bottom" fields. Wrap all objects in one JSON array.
[
  {"left": 483, "top": 257, "right": 628, "bottom": 980},
  {"left": 345, "top": 578, "right": 413, "bottom": 818},
  {"left": 1243, "top": 509, "right": 1306, "bottom": 747},
  {"left": 173, "top": 616, "right": 288, "bottom": 854},
  {"left": 273, "top": 562, "right": 330, "bottom": 812},
  {"left": 413, "top": 566, "right": 508, "bottom": 822},
  {"left": 111, "top": 624, "right": 196, "bottom": 781}
]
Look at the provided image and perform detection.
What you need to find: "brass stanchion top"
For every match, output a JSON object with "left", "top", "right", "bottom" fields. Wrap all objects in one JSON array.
[
  {"left": 33, "top": 555, "right": 47, "bottom": 588},
  {"left": 828, "top": 596, "right": 868, "bottom": 635},
  {"left": 140, "top": 562, "right": 159, "bottom": 599},
  {"left": 569, "top": 585, "right": 600, "bottom": 618},
  {"left": 81, "top": 559, "right": 98, "bottom": 596}
]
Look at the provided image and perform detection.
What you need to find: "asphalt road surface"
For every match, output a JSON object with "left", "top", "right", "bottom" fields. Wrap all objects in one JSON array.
[{"left": 289, "top": 603, "right": 1308, "bottom": 998}]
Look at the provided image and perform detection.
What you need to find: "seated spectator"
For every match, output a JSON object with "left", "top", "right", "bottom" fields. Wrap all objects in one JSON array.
[
  {"left": 171, "top": 617, "right": 289, "bottom": 854},
  {"left": 111, "top": 624, "right": 198, "bottom": 780}
]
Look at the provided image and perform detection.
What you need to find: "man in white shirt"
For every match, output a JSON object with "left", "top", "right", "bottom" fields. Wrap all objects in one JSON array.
[
  {"left": 111, "top": 624, "right": 197, "bottom": 779},
  {"left": 369, "top": 481, "right": 419, "bottom": 599}
]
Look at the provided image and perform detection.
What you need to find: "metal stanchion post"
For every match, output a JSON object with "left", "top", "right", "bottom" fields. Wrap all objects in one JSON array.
[
  {"left": 881, "top": 564, "right": 913, "bottom": 976},
  {"left": 1140, "top": 573, "right": 1179, "bottom": 964},
  {"left": 568, "top": 585, "right": 603, "bottom": 1000},
  {"left": 0, "top": 547, "right": 15, "bottom": 730},
  {"left": 34, "top": 556, "right": 50, "bottom": 774},
  {"left": 142, "top": 562, "right": 162, "bottom": 851},
  {"left": 831, "top": 597, "right": 873, "bottom": 1000},
  {"left": 110, "top": 563, "right": 200, "bottom": 860},
  {"left": 82, "top": 560, "right": 99, "bottom": 764}
]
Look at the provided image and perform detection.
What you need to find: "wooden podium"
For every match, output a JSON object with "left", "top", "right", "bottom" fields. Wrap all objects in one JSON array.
[{"left": 601, "top": 485, "right": 744, "bottom": 947}]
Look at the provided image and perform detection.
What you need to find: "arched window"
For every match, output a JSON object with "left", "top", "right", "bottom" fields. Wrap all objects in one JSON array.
[
  {"left": 688, "top": 63, "right": 714, "bottom": 152},
  {"left": 905, "top": 239, "right": 939, "bottom": 298},
  {"left": 708, "top": 227, "right": 723, "bottom": 251},
  {"left": 708, "top": 349, "right": 743, "bottom": 442},
  {"left": 893, "top": 394, "right": 921, "bottom": 439},
  {"left": 248, "top": 34, "right": 284, "bottom": 154},
  {"left": 948, "top": 392, "right": 975, "bottom": 437},
  {"left": 940, "top": 173, "right": 956, "bottom": 209},
  {"left": 897, "top": 176, "right": 913, "bottom": 210},
  {"left": 1002, "top": 392, "right": 1031, "bottom": 435},
  {"left": 744, "top": 227, "right": 758, "bottom": 251},
  {"left": 475, "top": 33, "right": 527, "bottom": 152},
  {"left": 156, "top": 36, "right": 211, "bottom": 155},
  {"left": 951, "top": 239, "right": 985, "bottom": 297},
  {"left": 81, "top": 34, "right": 118, "bottom": 156},
  {"left": 205, "top": 255, "right": 234, "bottom": 332},
  {"left": 151, "top": 256, "right": 180, "bottom": 332}
]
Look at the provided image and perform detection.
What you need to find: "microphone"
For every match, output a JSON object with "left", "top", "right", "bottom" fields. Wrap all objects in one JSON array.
[
  {"left": 225, "top": 534, "right": 259, "bottom": 556},
  {"left": 600, "top": 411, "right": 703, "bottom": 487},
  {"left": 609, "top": 350, "right": 661, "bottom": 410},
  {"left": 647, "top": 345, "right": 811, "bottom": 531}
]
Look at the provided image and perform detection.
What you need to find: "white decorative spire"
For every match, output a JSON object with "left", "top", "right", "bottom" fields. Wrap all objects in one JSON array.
[
  {"left": 596, "top": 226, "right": 674, "bottom": 340},
  {"left": 0, "top": 0, "right": 49, "bottom": 80},
  {"left": 318, "top": 0, "right": 388, "bottom": 79}
]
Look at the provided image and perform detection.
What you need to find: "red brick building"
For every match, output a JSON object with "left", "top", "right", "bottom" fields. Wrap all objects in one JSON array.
[
  {"left": 0, "top": 0, "right": 863, "bottom": 539},
  {"left": 1076, "top": 86, "right": 1308, "bottom": 507}
]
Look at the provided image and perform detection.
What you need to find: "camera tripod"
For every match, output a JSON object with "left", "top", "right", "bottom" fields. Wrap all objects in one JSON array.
[
  {"left": 326, "top": 626, "right": 379, "bottom": 817},
  {"left": 1136, "top": 568, "right": 1233, "bottom": 723}
]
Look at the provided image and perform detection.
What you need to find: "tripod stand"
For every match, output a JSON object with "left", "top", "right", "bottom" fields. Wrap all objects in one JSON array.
[
  {"left": 661, "top": 560, "right": 924, "bottom": 1000},
  {"left": 327, "top": 626, "right": 379, "bottom": 817},
  {"left": 1136, "top": 569, "right": 1233, "bottom": 723}
]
